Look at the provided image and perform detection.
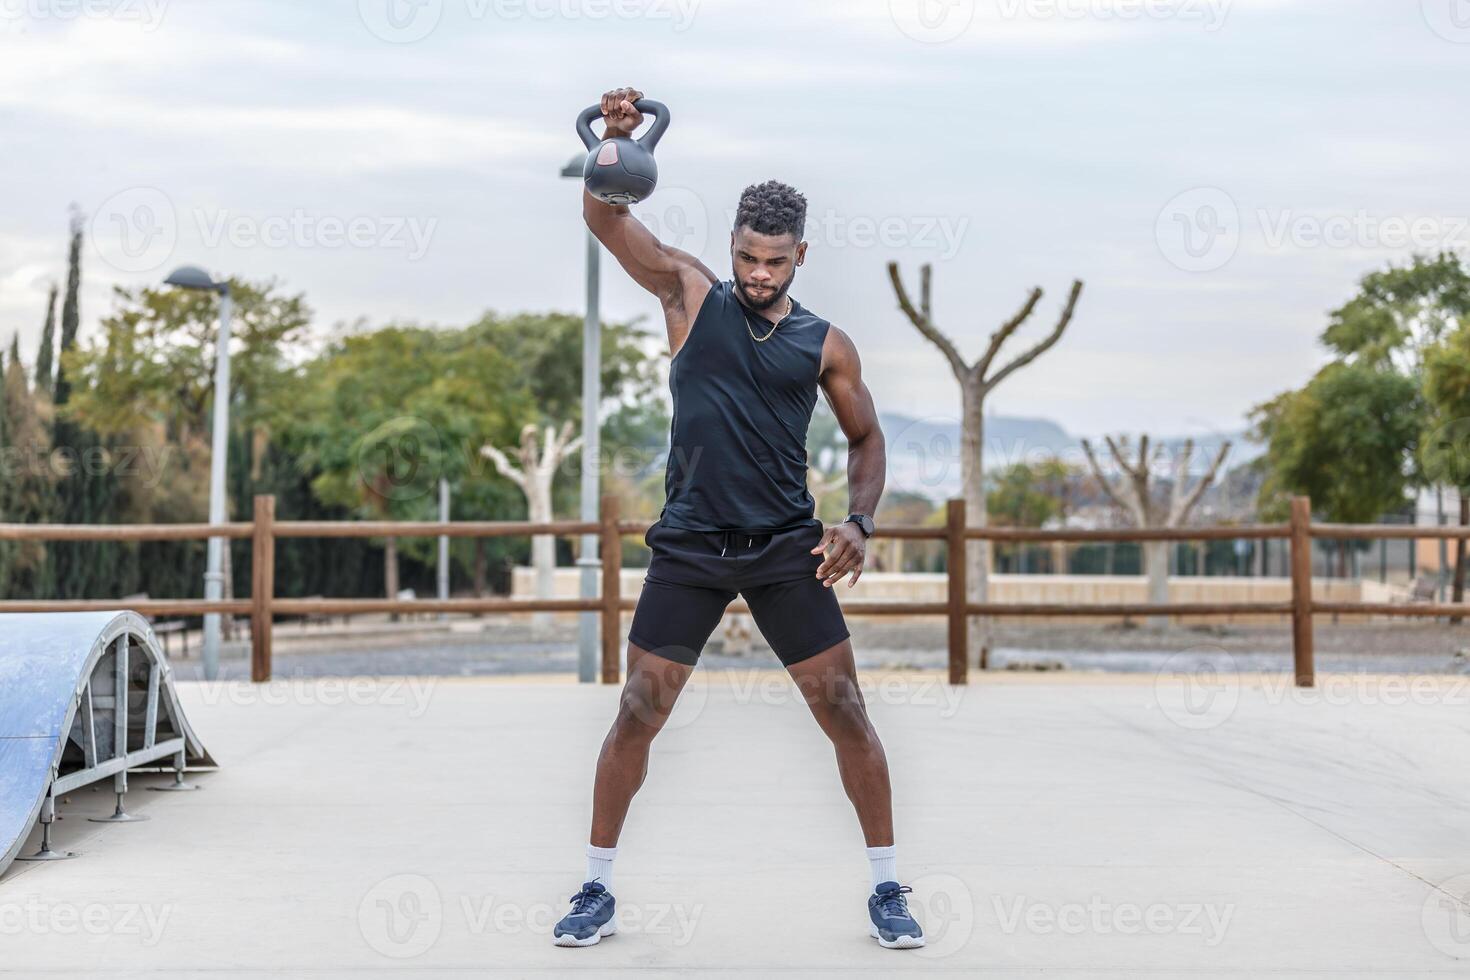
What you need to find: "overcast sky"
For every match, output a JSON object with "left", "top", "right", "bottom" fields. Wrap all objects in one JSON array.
[{"left": 2, "top": 0, "right": 1466, "bottom": 440}]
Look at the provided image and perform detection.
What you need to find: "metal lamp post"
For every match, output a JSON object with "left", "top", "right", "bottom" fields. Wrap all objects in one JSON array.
[
  {"left": 163, "top": 266, "right": 232, "bottom": 681},
  {"left": 562, "top": 155, "right": 602, "bottom": 684}
]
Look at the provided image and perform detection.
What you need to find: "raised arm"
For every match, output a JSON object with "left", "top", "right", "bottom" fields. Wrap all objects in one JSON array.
[
  {"left": 581, "top": 87, "right": 717, "bottom": 353},
  {"left": 811, "top": 325, "right": 887, "bottom": 588}
]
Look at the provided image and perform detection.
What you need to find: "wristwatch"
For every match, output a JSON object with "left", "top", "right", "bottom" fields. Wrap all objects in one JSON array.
[{"left": 844, "top": 513, "right": 875, "bottom": 538}]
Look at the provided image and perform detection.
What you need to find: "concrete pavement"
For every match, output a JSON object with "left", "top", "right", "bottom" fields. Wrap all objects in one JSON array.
[{"left": 2, "top": 669, "right": 1469, "bottom": 977}]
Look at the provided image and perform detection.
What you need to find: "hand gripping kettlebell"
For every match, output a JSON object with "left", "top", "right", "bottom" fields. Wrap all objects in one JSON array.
[{"left": 575, "top": 99, "right": 671, "bottom": 206}]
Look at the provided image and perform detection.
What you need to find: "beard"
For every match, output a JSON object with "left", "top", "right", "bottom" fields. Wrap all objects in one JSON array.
[{"left": 734, "top": 276, "right": 791, "bottom": 312}]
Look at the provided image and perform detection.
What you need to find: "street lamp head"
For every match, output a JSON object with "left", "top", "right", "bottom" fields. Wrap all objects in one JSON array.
[{"left": 164, "top": 265, "right": 227, "bottom": 295}]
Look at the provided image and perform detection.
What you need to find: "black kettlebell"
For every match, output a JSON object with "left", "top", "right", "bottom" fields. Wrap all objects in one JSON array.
[{"left": 575, "top": 99, "right": 671, "bottom": 206}]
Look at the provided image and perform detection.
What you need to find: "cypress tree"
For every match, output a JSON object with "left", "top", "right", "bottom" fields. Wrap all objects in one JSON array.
[
  {"left": 35, "top": 284, "right": 57, "bottom": 399},
  {"left": 53, "top": 208, "right": 83, "bottom": 406},
  {"left": 49, "top": 206, "right": 128, "bottom": 597}
]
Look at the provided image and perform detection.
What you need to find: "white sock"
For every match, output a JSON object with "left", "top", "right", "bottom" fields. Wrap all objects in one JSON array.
[
  {"left": 586, "top": 843, "right": 617, "bottom": 890},
  {"left": 867, "top": 844, "right": 898, "bottom": 891}
]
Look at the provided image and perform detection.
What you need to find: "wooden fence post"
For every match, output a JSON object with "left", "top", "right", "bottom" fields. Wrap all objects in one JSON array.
[
  {"left": 947, "top": 498, "right": 968, "bottom": 686},
  {"left": 600, "top": 494, "right": 621, "bottom": 685},
  {"left": 1289, "top": 495, "right": 1315, "bottom": 688},
  {"left": 251, "top": 495, "right": 276, "bottom": 683}
]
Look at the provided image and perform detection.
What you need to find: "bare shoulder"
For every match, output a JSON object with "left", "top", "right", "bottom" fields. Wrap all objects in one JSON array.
[{"left": 820, "top": 324, "right": 861, "bottom": 379}]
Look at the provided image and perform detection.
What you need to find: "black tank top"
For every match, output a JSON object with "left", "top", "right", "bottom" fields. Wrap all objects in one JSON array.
[{"left": 659, "top": 279, "right": 830, "bottom": 533}]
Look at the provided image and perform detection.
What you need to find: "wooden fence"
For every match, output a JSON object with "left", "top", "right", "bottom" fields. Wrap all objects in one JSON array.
[{"left": 2, "top": 495, "right": 1466, "bottom": 687}]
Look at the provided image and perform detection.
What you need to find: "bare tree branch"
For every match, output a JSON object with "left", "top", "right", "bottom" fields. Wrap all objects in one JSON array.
[
  {"left": 1080, "top": 438, "right": 1140, "bottom": 519},
  {"left": 984, "top": 280, "right": 1084, "bottom": 389},
  {"left": 480, "top": 443, "right": 526, "bottom": 490},
  {"left": 1104, "top": 434, "right": 1138, "bottom": 480},
  {"left": 976, "top": 288, "right": 1043, "bottom": 378},
  {"left": 1170, "top": 441, "right": 1231, "bottom": 526},
  {"left": 888, "top": 261, "right": 967, "bottom": 377}
]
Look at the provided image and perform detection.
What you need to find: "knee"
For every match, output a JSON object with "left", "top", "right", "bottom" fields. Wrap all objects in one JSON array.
[
  {"left": 813, "top": 683, "right": 873, "bottom": 745},
  {"left": 612, "top": 678, "right": 669, "bottom": 739}
]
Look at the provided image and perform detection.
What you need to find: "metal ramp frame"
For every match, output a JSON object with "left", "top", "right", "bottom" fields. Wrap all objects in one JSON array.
[{"left": 0, "top": 611, "right": 216, "bottom": 877}]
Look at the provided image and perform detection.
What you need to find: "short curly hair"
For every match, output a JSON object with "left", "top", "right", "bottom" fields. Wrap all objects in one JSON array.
[{"left": 734, "top": 180, "right": 807, "bottom": 240}]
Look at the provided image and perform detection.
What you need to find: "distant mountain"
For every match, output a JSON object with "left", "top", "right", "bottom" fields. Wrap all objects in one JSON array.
[{"left": 877, "top": 411, "right": 1261, "bottom": 504}]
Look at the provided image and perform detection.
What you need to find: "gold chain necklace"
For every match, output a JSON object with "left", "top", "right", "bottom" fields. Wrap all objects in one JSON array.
[{"left": 747, "top": 296, "right": 792, "bottom": 343}]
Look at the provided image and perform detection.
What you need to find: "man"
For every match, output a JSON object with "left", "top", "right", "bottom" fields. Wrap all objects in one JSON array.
[{"left": 554, "top": 87, "right": 923, "bottom": 951}]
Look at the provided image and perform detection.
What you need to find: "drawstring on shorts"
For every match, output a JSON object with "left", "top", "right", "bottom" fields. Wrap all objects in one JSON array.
[{"left": 719, "top": 532, "right": 754, "bottom": 557}]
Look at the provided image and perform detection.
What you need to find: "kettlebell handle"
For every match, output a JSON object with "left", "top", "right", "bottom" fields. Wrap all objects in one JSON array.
[{"left": 575, "top": 99, "right": 671, "bottom": 152}]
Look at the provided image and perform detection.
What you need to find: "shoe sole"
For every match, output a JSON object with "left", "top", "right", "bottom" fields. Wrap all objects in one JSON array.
[
  {"left": 870, "top": 924, "right": 926, "bottom": 949},
  {"left": 554, "top": 921, "right": 617, "bottom": 947}
]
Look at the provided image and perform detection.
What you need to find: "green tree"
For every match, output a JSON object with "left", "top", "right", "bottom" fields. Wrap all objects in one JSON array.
[
  {"left": 1422, "top": 321, "right": 1470, "bottom": 609},
  {"left": 53, "top": 208, "right": 83, "bottom": 407},
  {"left": 280, "top": 324, "right": 532, "bottom": 601},
  {"left": 1252, "top": 362, "right": 1420, "bottom": 572},
  {"left": 35, "top": 284, "right": 57, "bottom": 400},
  {"left": 1323, "top": 252, "right": 1470, "bottom": 377}
]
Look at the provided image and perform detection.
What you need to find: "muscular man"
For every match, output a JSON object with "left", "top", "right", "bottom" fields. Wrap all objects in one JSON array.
[{"left": 553, "top": 87, "right": 923, "bottom": 951}]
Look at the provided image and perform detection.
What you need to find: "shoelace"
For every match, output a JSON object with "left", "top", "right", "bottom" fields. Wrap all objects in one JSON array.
[
  {"left": 875, "top": 885, "right": 914, "bottom": 918},
  {"left": 569, "top": 888, "right": 604, "bottom": 915}
]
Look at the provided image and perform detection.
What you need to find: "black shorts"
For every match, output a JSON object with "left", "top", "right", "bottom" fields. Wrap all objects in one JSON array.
[{"left": 627, "top": 520, "right": 851, "bottom": 668}]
